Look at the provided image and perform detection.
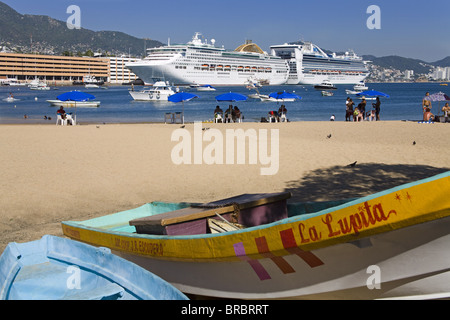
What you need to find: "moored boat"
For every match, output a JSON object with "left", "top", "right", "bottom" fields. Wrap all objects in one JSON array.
[
  {"left": 47, "top": 100, "right": 101, "bottom": 108},
  {"left": 129, "top": 81, "right": 176, "bottom": 101},
  {"left": 314, "top": 80, "right": 337, "bottom": 90},
  {"left": 0, "top": 235, "right": 188, "bottom": 300},
  {"left": 197, "top": 85, "right": 216, "bottom": 91},
  {"left": 321, "top": 91, "right": 334, "bottom": 97},
  {"left": 346, "top": 82, "right": 369, "bottom": 95},
  {"left": 62, "top": 172, "right": 450, "bottom": 299}
]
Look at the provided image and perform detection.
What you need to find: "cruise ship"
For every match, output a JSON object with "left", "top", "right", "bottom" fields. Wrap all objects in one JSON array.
[
  {"left": 125, "top": 33, "right": 289, "bottom": 86},
  {"left": 270, "top": 42, "right": 369, "bottom": 85}
]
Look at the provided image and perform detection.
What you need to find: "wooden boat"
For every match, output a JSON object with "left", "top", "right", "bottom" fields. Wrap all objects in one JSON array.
[
  {"left": 0, "top": 235, "right": 188, "bottom": 300},
  {"left": 62, "top": 172, "right": 450, "bottom": 299}
]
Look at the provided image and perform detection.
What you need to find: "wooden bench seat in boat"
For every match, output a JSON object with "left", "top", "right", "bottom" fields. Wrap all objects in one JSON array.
[{"left": 129, "top": 192, "right": 291, "bottom": 236}]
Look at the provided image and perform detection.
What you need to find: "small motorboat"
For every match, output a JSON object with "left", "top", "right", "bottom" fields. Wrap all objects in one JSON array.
[
  {"left": 85, "top": 84, "right": 99, "bottom": 89},
  {"left": 321, "top": 91, "right": 334, "bottom": 97},
  {"left": 314, "top": 80, "right": 337, "bottom": 90},
  {"left": 47, "top": 100, "right": 101, "bottom": 108},
  {"left": 3, "top": 95, "right": 19, "bottom": 102},
  {"left": 346, "top": 82, "right": 369, "bottom": 95},
  {"left": 197, "top": 85, "right": 216, "bottom": 91},
  {"left": 129, "top": 81, "right": 175, "bottom": 101},
  {"left": 0, "top": 235, "right": 188, "bottom": 300},
  {"left": 47, "top": 90, "right": 101, "bottom": 108}
]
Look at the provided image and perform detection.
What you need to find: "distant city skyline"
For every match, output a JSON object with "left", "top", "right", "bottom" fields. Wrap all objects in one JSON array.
[{"left": 2, "top": 0, "right": 449, "bottom": 62}]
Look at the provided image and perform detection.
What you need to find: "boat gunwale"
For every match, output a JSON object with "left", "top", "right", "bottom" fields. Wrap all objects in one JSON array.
[
  {"left": 62, "top": 171, "right": 450, "bottom": 261},
  {"left": 64, "top": 170, "right": 450, "bottom": 238}
]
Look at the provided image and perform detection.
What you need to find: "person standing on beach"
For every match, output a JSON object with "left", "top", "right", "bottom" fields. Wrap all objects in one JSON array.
[
  {"left": 345, "top": 98, "right": 354, "bottom": 121},
  {"left": 422, "top": 92, "right": 432, "bottom": 120},
  {"left": 373, "top": 97, "right": 381, "bottom": 121},
  {"left": 358, "top": 98, "right": 366, "bottom": 121}
]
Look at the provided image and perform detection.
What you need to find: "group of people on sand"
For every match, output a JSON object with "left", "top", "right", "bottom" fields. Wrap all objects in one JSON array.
[
  {"left": 345, "top": 97, "right": 380, "bottom": 122},
  {"left": 211, "top": 93, "right": 450, "bottom": 123},
  {"left": 422, "top": 92, "right": 450, "bottom": 122},
  {"left": 214, "top": 105, "right": 242, "bottom": 123}
]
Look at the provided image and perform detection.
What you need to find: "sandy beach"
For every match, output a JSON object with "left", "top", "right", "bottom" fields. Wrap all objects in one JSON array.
[{"left": 1, "top": 120, "right": 449, "bottom": 252}]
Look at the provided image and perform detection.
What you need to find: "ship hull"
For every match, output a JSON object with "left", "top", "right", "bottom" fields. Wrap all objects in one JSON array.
[{"left": 128, "top": 62, "right": 288, "bottom": 86}]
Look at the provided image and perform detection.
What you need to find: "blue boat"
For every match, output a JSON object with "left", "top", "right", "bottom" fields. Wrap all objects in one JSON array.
[{"left": 0, "top": 235, "right": 188, "bottom": 300}]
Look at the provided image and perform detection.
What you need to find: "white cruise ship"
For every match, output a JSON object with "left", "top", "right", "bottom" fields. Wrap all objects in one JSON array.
[
  {"left": 270, "top": 42, "right": 369, "bottom": 85},
  {"left": 126, "top": 33, "right": 289, "bottom": 86}
]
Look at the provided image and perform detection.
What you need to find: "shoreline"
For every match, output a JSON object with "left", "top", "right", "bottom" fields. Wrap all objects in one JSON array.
[
  {"left": 1, "top": 121, "right": 450, "bottom": 252},
  {"left": 0, "top": 119, "right": 443, "bottom": 125}
]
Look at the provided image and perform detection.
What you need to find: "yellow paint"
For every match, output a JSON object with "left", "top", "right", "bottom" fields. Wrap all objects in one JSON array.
[{"left": 62, "top": 174, "right": 450, "bottom": 262}]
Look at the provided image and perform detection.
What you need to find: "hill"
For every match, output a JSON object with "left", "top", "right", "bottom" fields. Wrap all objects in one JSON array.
[
  {"left": 361, "top": 55, "right": 437, "bottom": 74},
  {"left": 0, "top": 1, "right": 163, "bottom": 57}
]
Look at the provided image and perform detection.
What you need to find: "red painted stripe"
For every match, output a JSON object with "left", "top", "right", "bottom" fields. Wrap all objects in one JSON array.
[
  {"left": 233, "top": 242, "right": 271, "bottom": 281},
  {"left": 280, "top": 229, "right": 324, "bottom": 268},
  {"left": 255, "top": 236, "right": 295, "bottom": 274}
]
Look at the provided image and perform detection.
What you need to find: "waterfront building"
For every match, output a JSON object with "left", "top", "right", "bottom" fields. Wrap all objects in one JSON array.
[
  {"left": 0, "top": 52, "right": 109, "bottom": 85},
  {"left": 108, "top": 56, "right": 140, "bottom": 84}
]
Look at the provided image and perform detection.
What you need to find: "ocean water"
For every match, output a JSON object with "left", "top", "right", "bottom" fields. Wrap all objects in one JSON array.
[{"left": 0, "top": 82, "right": 448, "bottom": 124}]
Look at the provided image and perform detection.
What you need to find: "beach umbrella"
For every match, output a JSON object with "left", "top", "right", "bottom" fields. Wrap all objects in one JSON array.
[
  {"left": 356, "top": 90, "right": 390, "bottom": 98},
  {"left": 57, "top": 91, "right": 96, "bottom": 102},
  {"left": 168, "top": 92, "right": 199, "bottom": 124},
  {"left": 215, "top": 92, "right": 248, "bottom": 102},
  {"left": 215, "top": 92, "right": 247, "bottom": 123},
  {"left": 424, "top": 92, "right": 450, "bottom": 115},
  {"left": 57, "top": 91, "right": 96, "bottom": 118},
  {"left": 423, "top": 91, "right": 450, "bottom": 102},
  {"left": 269, "top": 91, "right": 301, "bottom": 101}
]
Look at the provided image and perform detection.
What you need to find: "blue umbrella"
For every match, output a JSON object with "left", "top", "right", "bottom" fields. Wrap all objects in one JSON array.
[
  {"left": 57, "top": 91, "right": 96, "bottom": 102},
  {"left": 269, "top": 91, "right": 301, "bottom": 100},
  {"left": 56, "top": 91, "right": 96, "bottom": 117},
  {"left": 168, "top": 92, "right": 199, "bottom": 103},
  {"left": 168, "top": 92, "right": 199, "bottom": 124},
  {"left": 215, "top": 92, "right": 248, "bottom": 102},
  {"left": 356, "top": 90, "right": 390, "bottom": 98}
]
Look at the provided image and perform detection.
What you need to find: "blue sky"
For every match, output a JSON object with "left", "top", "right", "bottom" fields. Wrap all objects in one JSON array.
[{"left": 2, "top": 0, "right": 449, "bottom": 61}]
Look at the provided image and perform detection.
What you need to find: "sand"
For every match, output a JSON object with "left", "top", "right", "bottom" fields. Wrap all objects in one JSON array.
[{"left": 1, "top": 120, "right": 450, "bottom": 252}]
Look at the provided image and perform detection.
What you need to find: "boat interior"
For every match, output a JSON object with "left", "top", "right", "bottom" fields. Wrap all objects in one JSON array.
[{"left": 77, "top": 193, "right": 355, "bottom": 236}]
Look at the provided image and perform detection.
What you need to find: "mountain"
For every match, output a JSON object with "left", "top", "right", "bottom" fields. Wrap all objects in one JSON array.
[
  {"left": 361, "top": 55, "right": 438, "bottom": 74},
  {"left": 0, "top": 1, "right": 163, "bottom": 56},
  {"left": 432, "top": 56, "right": 450, "bottom": 68}
]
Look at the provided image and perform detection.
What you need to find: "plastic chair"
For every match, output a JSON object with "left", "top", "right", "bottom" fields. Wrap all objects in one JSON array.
[
  {"left": 66, "top": 114, "right": 76, "bottom": 126},
  {"left": 56, "top": 114, "right": 66, "bottom": 126},
  {"left": 268, "top": 111, "right": 278, "bottom": 123},
  {"left": 214, "top": 112, "right": 223, "bottom": 123},
  {"left": 174, "top": 112, "right": 183, "bottom": 124},
  {"left": 165, "top": 113, "right": 174, "bottom": 124},
  {"left": 280, "top": 112, "right": 287, "bottom": 122}
]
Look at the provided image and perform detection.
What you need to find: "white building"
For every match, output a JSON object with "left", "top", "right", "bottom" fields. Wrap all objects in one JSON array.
[
  {"left": 432, "top": 67, "right": 450, "bottom": 80},
  {"left": 404, "top": 70, "right": 414, "bottom": 80},
  {"left": 108, "top": 56, "right": 140, "bottom": 84}
]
